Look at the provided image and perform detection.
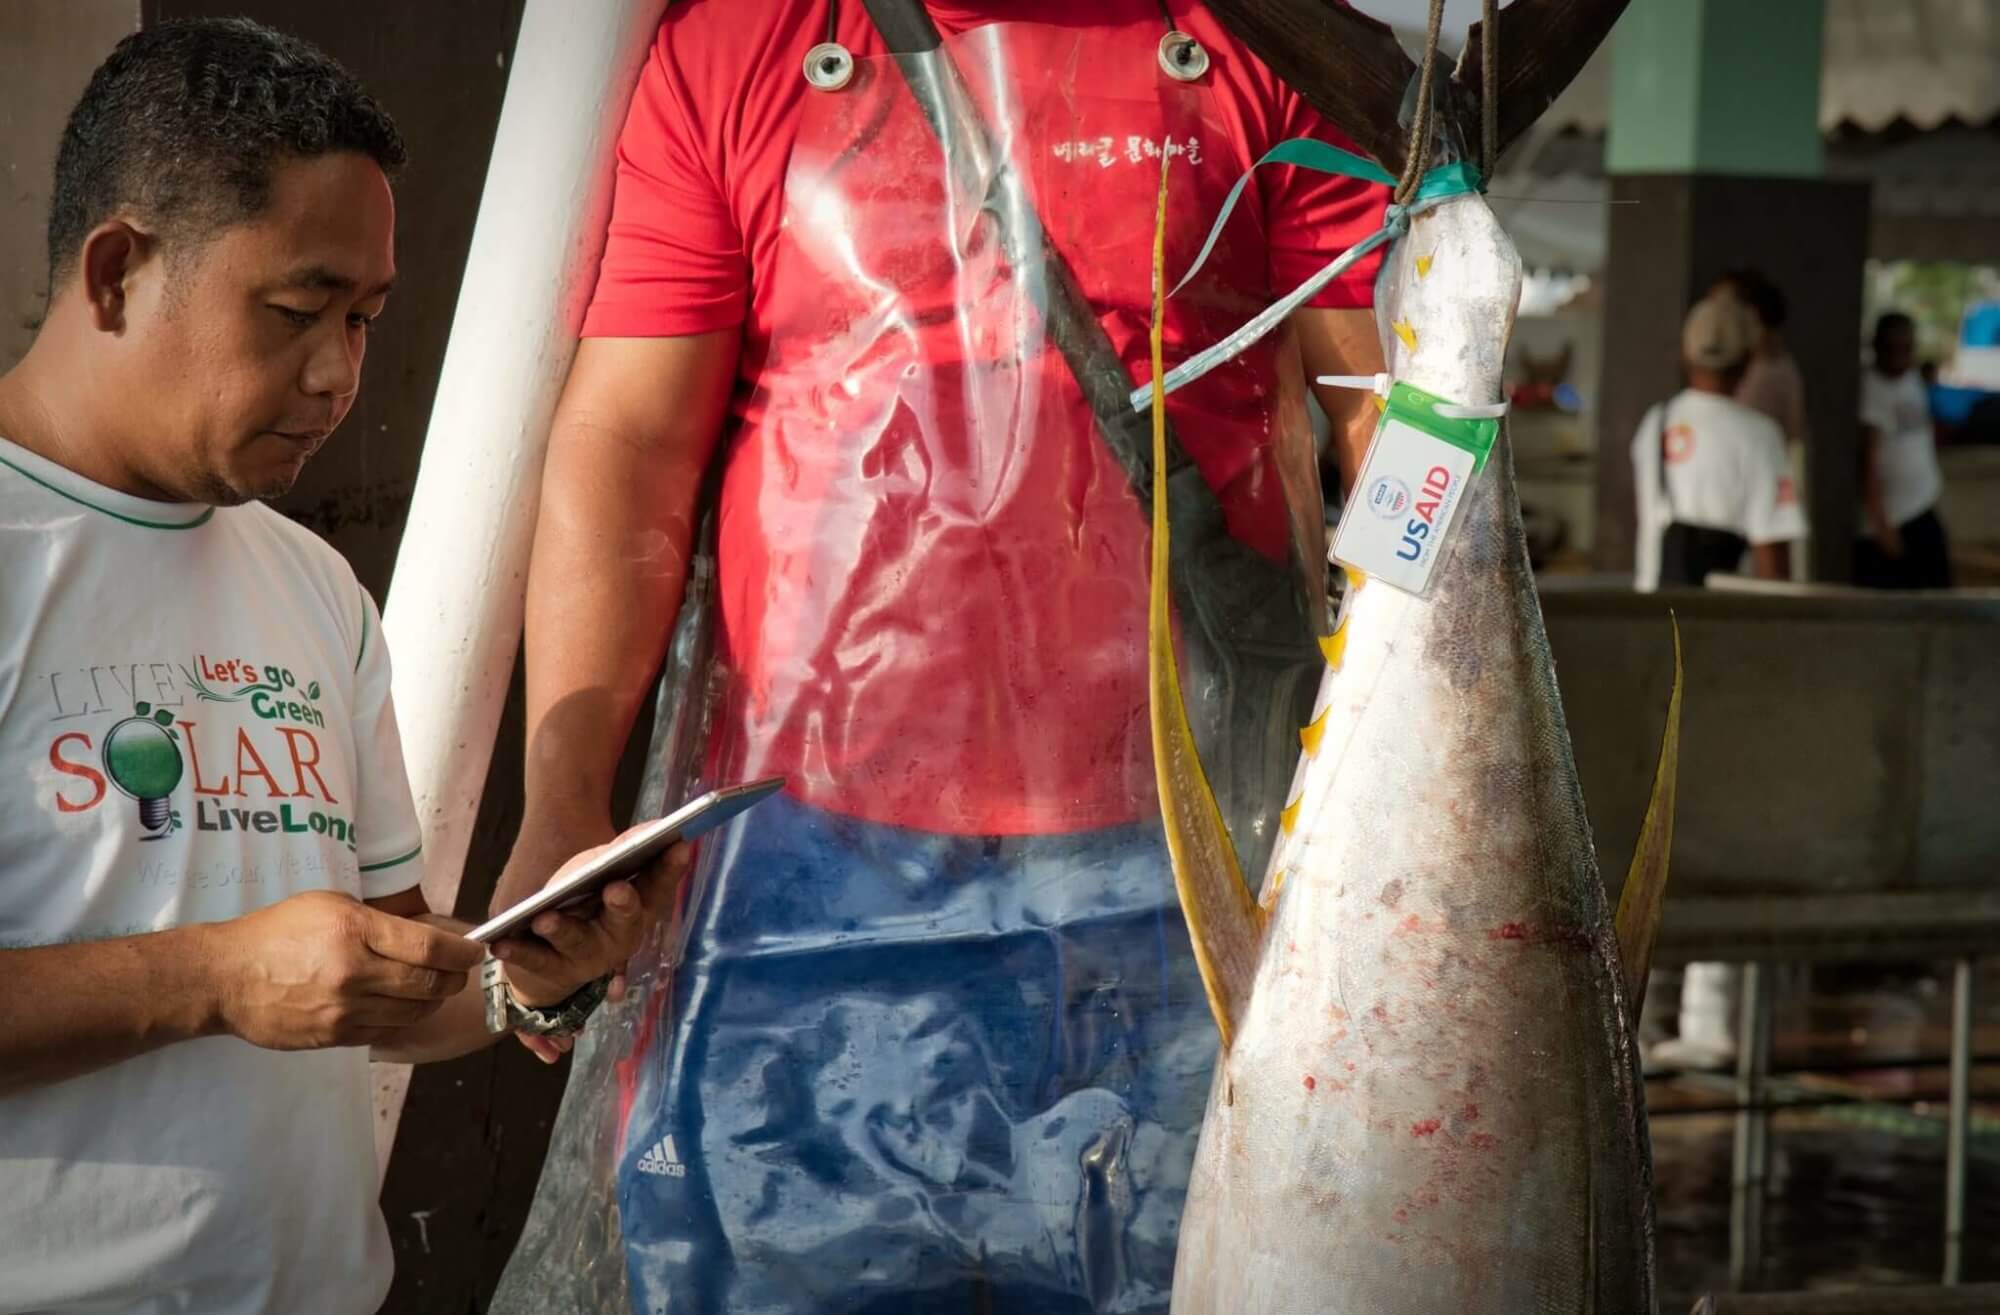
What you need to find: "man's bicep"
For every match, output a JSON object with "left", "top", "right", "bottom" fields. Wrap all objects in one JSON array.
[
  {"left": 518, "top": 332, "right": 741, "bottom": 821},
  {"left": 550, "top": 333, "right": 739, "bottom": 475}
]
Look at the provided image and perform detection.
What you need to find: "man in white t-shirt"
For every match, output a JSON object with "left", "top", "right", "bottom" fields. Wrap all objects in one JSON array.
[
  {"left": 1631, "top": 295, "right": 1806, "bottom": 1071},
  {"left": 0, "top": 21, "right": 678, "bottom": 1314},
  {"left": 1855, "top": 310, "right": 1953, "bottom": 589},
  {"left": 1631, "top": 294, "right": 1806, "bottom": 594}
]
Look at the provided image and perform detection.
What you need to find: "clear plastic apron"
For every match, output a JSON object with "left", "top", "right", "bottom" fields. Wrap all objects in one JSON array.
[{"left": 498, "top": 18, "right": 1323, "bottom": 1314}]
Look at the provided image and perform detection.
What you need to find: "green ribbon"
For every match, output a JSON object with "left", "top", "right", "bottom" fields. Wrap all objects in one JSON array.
[
  {"left": 1131, "top": 142, "right": 1484, "bottom": 414},
  {"left": 1169, "top": 139, "right": 1481, "bottom": 297}
]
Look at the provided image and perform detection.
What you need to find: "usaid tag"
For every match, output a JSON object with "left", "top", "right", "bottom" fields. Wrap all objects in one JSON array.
[{"left": 1331, "top": 382, "right": 1499, "bottom": 596}]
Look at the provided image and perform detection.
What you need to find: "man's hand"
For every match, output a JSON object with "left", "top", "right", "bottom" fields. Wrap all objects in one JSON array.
[
  {"left": 208, "top": 891, "right": 485, "bottom": 1050},
  {"left": 1873, "top": 518, "right": 1906, "bottom": 560},
  {"left": 488, "top": 833, "right": 691, "bottom": 1063}
]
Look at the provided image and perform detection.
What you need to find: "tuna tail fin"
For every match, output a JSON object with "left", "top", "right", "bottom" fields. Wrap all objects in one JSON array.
[
  {"left": 1614, "top": 614, "right": 1683, "bottom": 1022},
  {"left": 1146, "top": 157, "right": 1265, "bottom": 1049}
]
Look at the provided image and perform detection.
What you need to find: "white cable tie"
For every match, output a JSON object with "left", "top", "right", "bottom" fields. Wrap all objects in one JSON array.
[{"left": 1314, "top": 373, "right": 1392, "bottom": 397}]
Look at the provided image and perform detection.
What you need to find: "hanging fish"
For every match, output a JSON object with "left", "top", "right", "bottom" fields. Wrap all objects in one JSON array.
[{"left": 1146, "top": 164, "right": 1682, "bottom": 1312}]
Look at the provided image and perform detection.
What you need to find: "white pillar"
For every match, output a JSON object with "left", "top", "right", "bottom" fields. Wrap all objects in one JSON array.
[{"left": 370, "top": 0, "right": 669, "bottom": 1179}]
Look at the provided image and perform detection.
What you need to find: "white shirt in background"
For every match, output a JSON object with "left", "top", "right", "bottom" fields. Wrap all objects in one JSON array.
[
  {"left": 1859, "top": 368, "right": 1943, "bottom": 529},
  {"left": 0, "top": 435, "right": 424, "bottom": 1315},
  {"left": 1631, "top": 388, "right": 1807, "bottom": 592}
]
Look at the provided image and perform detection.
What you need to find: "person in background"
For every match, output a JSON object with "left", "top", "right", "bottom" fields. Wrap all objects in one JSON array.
[
  {"left": 1713, "top": 268, "right": 1809, "bottom": 448},
  {"left": 1633, "top": 295, "right": 1807, "bottom": 1070},
  {"left": 1855, "top": 311, "right": 1953, "bottom": 589},
  {"left": 1711, "top": 268, "right": 1812, "bottom": 579},
  {"left": 1632, "top": 294, "right": 1807, "bottom": 594}
]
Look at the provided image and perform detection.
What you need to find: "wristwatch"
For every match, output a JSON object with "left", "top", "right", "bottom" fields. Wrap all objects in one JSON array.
[{"left": 481, "top": 956, "right": 611, "bottom": 1038}]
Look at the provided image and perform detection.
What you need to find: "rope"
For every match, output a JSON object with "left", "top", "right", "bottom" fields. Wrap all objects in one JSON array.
[
  {"left": 1393, "top": 0, "right": 1447, "bottom": 205},
  {"left": 1481, "top": 0, "right": 1498, "bottom": 177}
]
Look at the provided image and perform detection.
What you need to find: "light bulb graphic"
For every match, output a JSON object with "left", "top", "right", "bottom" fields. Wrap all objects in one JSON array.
[{"left": 102, "top": 703, "right": 185, "bottom": 836}]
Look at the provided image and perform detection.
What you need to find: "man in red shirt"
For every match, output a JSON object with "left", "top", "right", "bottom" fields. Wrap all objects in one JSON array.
[{"left": 495, "top": 2, "right": 1387, "bottom": 1309}]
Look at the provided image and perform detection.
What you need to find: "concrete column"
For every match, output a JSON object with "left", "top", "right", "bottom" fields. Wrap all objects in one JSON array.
[
  {"left": 1595, "top": 0, "right": 1871, "bottom": 583},
  {"left": 1607, "top": 0, "right": 1824, "bottom": 180}
]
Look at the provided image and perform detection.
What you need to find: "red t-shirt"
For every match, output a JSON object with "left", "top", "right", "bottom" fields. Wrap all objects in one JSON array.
[{"left": 584, "top": 0, "right": 1387, "bottom": 836}]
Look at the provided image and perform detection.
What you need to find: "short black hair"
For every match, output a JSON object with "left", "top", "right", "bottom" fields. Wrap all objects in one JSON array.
[
  {"left": 1716, "top": 268, "right": 1787, "bottom": 331},
  {"left": 1873, "top": 311, "right": 1915, "bottom": 353},
  {"left": 47, "top": 17, "right": 405, "bottom": 285}
]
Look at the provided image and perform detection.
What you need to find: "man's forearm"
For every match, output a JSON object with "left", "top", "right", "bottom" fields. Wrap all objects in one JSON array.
[
  {"left": 1861, "top": 426, "right": 1893, "bottom": 534},
  {"left": 1296, "top": 306, "right": 1388, "bottom": 496},
  {"left": 0, "top": 927, "right": 222, "bottom": 1095}
]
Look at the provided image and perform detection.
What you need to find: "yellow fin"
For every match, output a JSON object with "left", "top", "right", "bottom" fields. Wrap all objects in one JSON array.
[
  {"left": 1266, "top": 864, "right": 1293, "bottom": 901},
  {"left": 1415, "top": 253, "right": 1433, "bottom": 279},
  {"left": 1614, "top": 615, "right": 1683, "bottom": 1022},
  {"left": 1299, "top": 705, "right": 1330, "bottom": 755},
  {"left": 1372, "top": 394, "right": 1387, "bottom": 415},
  {"left": 1146, "top": 157, "right": 1263, "bottom": 1049},
  {"left": 1317, "top": 626, "right": 1348, "bottom": 669},
  {"left": 1392, "top": 320, "right": 1418, "bottom": 353},
  {"left": 1279, "top": 794, "right": 1301, "bottom": 835}
]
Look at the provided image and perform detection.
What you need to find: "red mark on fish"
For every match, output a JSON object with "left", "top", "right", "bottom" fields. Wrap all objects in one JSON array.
[
  {"left": 1304, "top": 1075, "right": 1317, "bottom": 1092},
  {"left": 1411, "top": 1118, "right": 1442, "bottom": 1138}
]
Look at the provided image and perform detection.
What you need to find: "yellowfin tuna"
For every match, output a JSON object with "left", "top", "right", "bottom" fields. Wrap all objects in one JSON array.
[{"left": 1148, "top": 175, "right": 1682, "bottom": 1313}]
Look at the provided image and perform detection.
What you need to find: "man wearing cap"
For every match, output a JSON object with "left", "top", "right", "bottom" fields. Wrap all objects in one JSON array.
[
  {"left": 1630, "top": 294, "right": 1806, "bottom": 1070},
  {"left": 1632, "top": 294, "right": 1806, "bottom": 595}
]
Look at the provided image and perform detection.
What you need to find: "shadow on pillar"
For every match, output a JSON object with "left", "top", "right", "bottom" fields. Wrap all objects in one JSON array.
[{"left": 1596, "top": 175, "right": 1871, "bottom": 583}]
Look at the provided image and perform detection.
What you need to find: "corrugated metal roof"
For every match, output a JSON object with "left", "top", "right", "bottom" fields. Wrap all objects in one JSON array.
[
  {"left": 1822, "top": 0, "right": 2000, "bottom": 132},
  {"left": 1527, "top": 0, "right": 2000, "bottom": 137}
]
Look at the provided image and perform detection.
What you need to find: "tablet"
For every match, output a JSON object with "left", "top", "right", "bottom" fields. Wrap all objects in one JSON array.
[{"left": 464, "top": 777, "right": 785, "bottom": 944}]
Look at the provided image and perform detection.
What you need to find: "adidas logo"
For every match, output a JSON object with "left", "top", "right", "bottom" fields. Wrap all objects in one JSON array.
[{"left": 636, "top": 1134, "right": 687, "bottom": 1178}]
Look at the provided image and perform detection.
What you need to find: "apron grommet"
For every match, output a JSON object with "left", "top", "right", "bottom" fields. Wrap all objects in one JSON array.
[
  {"left": 804, "top": 41, "right": 856, "bottom": 91},
  {"left": 1158, "top": 31, "right": 1209, "bottom": 82}
]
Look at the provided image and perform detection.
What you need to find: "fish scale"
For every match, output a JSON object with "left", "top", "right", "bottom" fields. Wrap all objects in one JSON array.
[{"left": 1151, "top": 187, "right": 1669, "bottom": 1313}]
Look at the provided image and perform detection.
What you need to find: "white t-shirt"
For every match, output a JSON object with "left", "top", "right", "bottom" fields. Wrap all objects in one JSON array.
[
  {"left": 1631, "top": 388, "right": 1807, "bottom": 592},
  {"left": 0, "top": 436, "right": 424, "bottom": 1314},
  {"left": 1859, "top": 368, "right": 1943, "bottom": 528}
]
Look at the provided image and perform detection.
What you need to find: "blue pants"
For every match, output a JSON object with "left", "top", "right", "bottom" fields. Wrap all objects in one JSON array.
[{"left": 617, "top": 794, "right": 1214, "bottom": 1314}]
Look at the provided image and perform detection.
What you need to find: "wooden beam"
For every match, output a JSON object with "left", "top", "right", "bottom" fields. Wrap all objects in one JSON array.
[
  {"left": 1200, "top": 0, "right": 1415, "bottom": 173},
  {"left": 1202, "top": 0, "right": 1631, "bottom": 175},
  {"left": 1456, "top": 0, "right": 1632, "bottom": 159}
]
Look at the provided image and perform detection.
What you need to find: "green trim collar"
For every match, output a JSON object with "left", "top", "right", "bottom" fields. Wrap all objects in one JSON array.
[{"left": 0, "top": 446, "right": 214, "bottom": 530}]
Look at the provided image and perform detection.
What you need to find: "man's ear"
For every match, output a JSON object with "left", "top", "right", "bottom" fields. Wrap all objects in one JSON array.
[{"left": 78, "top": 220, "right": 156, "bottom": 333}]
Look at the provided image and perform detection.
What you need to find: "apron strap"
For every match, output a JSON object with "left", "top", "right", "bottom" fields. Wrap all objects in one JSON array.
[{"left": 854, "top": 0, "right": 1202, "bottom": 508}]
